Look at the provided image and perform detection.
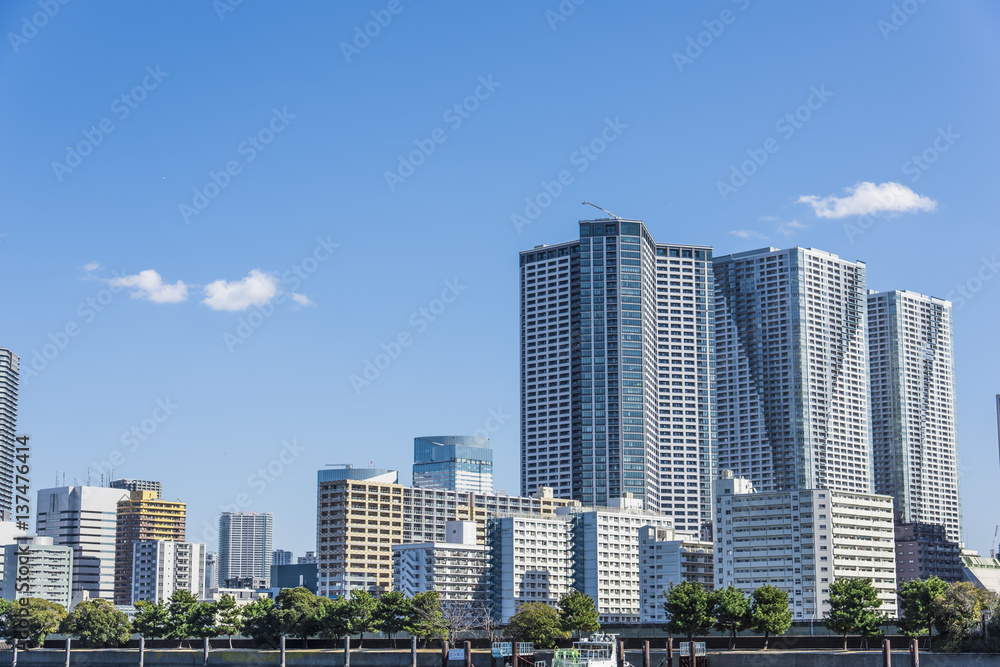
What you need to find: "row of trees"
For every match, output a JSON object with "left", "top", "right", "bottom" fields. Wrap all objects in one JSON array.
[
  {"left": 504, "top": 590, "right": 600, "bottom": 648},
  {"left": 662, "top": 577, "right": 1000, "bottom": 653}
]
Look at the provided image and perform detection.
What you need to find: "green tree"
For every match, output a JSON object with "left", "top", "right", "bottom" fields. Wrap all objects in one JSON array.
[
  {"left": 132, "top": 600, "right": 170, "bottom": 640},
  {"left": 240, "top": 596, "right": 281, "bottom": 648},
  {"left": 663, "top": 581, "right": 714, "bottom": 644},
  {"left": 747, "top": 585, "right": 792, "bottom": 650},
  {"left": 0, "top": 599, "right": 11, "bottom": 639},
  {"left": 375, "top": 591, "right": 412, "bottom": 643},
  {"left": 558, "top": 590, "right": 600, "bottom": 638},
  {"left": 165, "top": 590, "right": 200, "bottom": 647},
  {"left": 932, "top": 581, "right": 998, "bottom": 652},
  {"left": 897, "top": 577, "right": 948, "bottom": 650},
  {"left": 214, "top": 595, "right": 242, "bottom": 649},
  {"left": 188, "top": 602, "right": 222, "bottom": 643},
  {"left": 506, "top": 602, "right": 570, "bottom": 649},
  {"left": 825, "top": 578, "right": 884, "bottom": 650},
  {"left": 708, "top": 585, "right": 750, "bottom": 650},
  {"left": 408, "top": 591, "right": 447, "bottom": 644},
  {"left": 6, "top": 598, "right": 67, "bottom": 647},
  {"left": 316, "top": 596, "right": 352, "bottom": 641},
  {"left": 61, "top": 599, "right": 132, "bottom": 648},
  {"left": 347, "top": 589, "right": 378, "bottom": 646},
  {"left": 274, "top": 587, "right": 324, "bottom": 648}
]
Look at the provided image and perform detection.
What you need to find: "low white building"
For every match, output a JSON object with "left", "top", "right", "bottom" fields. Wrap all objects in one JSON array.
[
  {"left": 1, "top": 536, "right": 73, "bottom": 608},
  {"left": 392, "top": 521, "right": 488, "bottom": 603},
  {"left": 714, "top": 471, "right": 897, "bottom": 619},
  {"left": 639, "top": 525, "right": 714, "bottom": 624},
  {"left": 131, "top": 541, "right": 206, "bottom": 603}
]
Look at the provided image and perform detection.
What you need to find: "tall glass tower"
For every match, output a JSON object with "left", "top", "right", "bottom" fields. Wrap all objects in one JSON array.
[
  {"left": 218, "top": 512, "right": 273, "bottom": 587},
  {"left": 519, "top": 219, "right": 716, "bottom": 532},
  {"left": 0, "top": 349, "right": 19, "bottom": 521},
  {"left": 412, "top": 436, "right": 493, "bottom": 493}
]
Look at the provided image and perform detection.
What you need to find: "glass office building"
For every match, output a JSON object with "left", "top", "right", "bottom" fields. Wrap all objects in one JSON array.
[{"left": 413, "top": 436, "right": 493, "bottom": 493}]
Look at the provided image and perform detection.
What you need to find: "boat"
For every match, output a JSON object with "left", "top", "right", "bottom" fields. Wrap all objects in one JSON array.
[{"left": 551, "top": 633, "right": 629, "bottom": 667}]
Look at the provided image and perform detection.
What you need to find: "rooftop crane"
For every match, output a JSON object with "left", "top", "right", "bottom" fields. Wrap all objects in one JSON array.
[
  {"left": 992, "top": 525, "right": 998, "bottom": 559},
  {"left": 582, "top": 201, "right": 622, "bottom": 220}
]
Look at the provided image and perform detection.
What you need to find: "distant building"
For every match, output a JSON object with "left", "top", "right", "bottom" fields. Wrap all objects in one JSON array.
[
  {"left": 271, "top": 563, "right": 319, "bottom": 593},
  {"left": 714, "top": 471, "right": 897, "bottom": 619},
  {"left": 272, "top": 550, "right": 293, "bottom": 566},
  {"left": 131, "top": 541, "right": 205, "bottom": 603},
  {"left": 413, "top": 436, "right": 493, "bottom": 493},
  {"left": 224, "top": 576, "right": 267, "bottom": 589},
  {"left": 218, "top": 513, "right": 273, "bottom": 588},
  {"left": 205, "top": 552, "right": 218, "bottom": 594},
  {"left": 114, "top": 490, "right": 186, "bottom": 604},
  {"left": 109, "top": 479, "right": 162, "bottom": 499},
  {"left": 393, "top": 521, "right": 488, "bottom": 603},
  {"left": 0, "top": 521, "right": 27, "bottom": 590},
  {"left": 961, "top": 551, "right": 1000, "bottom": 595},
  {"left": 894, "top": 519, "right": 962, "bottom": 583},
  {"left": 0, "top": 349, "right": 19, "bottom": 521},
  {"left": 639, "top": 525, "right": 714, "bottom": 624},
  {"left": 36, "top": 485, "right": 129, "bottom": 600},
  {"left": 1, "top": 536, "right": 73, "bottom": 608},
  {"left": 298, "top": 551, "right": 317, "bottom": 565}
]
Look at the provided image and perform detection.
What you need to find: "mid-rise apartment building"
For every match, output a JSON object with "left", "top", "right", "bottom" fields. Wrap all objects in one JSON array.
[
  {"left": 714, "top": 471, "right": 897, "bottom": 619},
  {"left": 638, "top": 525, "right": 714, "bottom": 624},
  {"left": 114, "top": 490, "right": 186, "bottom": 604},
  {"left": 1, "top": 536, "right": 73, "bottom": 608},
  {"left": 895, "top": 519, "right": 962, "bottom": 583},
  {"left": 218, "top": 512, "right": 273, "bottom": 588},
  {"left": 131, "top": 540, "right": 206, "bottom": 603},
  {"left": 869, "top": 290, "right": 962, "bottom": 545},
  {"left": 519, "top": 219, "right": 716, "bottom": 534},
  {"left": 109, "top": 479, "right": 162, "bottom": 498},
  {"left": 393, "top": 521, "right": 488, "bottom": 603},
  {"left": 316, "top": 467, "right": 575, "bottom": 597},
  {"left": 713, "top": 247, "right": 872, "bottom": 494}
]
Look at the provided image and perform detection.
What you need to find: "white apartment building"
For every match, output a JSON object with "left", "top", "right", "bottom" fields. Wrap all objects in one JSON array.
[
  {"left": 392, "top": 521, "right": 488, "bottom": 603},
  {"left": 713, "top": 247, "right": 872, "bottom": 494},
  {"left": 131, "top": 540, "right": 206, "bottom": 603},
  {"left": 714, "top": 471, "right": 897, "bottom": 619},
  {"left": 0, "top": 348, "right": 20, "bottom": 520},
  {"left": 520, "top": 220, "right": 716, "bottom": 534},
  {"left": 868, "top": 290, "right": 962, "bottom": 545},
  {"left": 218, "top": 512, "right": 273, "bottom": 588},
  {"left": 36, "top": 485, "right": 129, "bottom": 600},
  {"left": 1, "top": 536, "right": 73, "bottom": 608},
  {"left": 638, "top": 525, "right": 714, "bottom": 624}
]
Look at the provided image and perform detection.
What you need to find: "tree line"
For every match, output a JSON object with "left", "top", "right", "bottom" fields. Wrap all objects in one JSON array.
[{"left": 662, "top": 577, "right": 1000, "bottom": 653}]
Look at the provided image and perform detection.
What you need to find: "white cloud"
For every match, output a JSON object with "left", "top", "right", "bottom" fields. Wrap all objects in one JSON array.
[
  {"left": 202, "top": 269, "right": 278, "bottom": 311},
  {"left": 110, "top": 270, "right": 189, "bottom": 304},
  {"left": 728, "top": 229, "right": 769, "bottom": 241},
  {"left": 83, "top": 261, "right": 101, "bottom": 272},
  {"left": 291, "top": 293, "right": 314, "bottom": 307},
  {"left": 777, "top": 220, "right": 807, "bottom": 237},
  {"left": 797, "top": 181, "right": 937, "bottom": 219}
]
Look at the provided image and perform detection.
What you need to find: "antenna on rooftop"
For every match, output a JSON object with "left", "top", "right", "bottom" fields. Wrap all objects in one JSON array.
[{"left": 582, "top": 201, "right": 622, "bottom": 220}]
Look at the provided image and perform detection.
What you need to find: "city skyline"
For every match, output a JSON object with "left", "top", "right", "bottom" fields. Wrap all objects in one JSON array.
[{"left": 3, "top": 2, "right": 999, "bottom": 559}]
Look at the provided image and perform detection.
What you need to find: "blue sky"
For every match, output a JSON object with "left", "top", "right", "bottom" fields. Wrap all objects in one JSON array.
[{"left": 2, "top": 1, "right": 999, "bottom": 557}]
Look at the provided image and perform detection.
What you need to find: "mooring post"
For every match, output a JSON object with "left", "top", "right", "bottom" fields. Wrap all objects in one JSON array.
[
  {"left": 643, "top": 640, "right": 649, "bottom": 667},
  {"left": 666, "top": 638, "right": 672, "bottom": 663},
  {"left": 442, "top": 641, "right": 450, "bottom": 667},
  {"left": 688, "top": 640, "right": 695, "bottom": 667},
  {"left": 910, "top": 637, "right": 919, "bottom": 667},
  {"left": 345, "top": 636, "right": 351, "bottom": 667},
  {"left": 64, "top": 637, "right": 71, "bottom": 667},
  {"left": 412, "top": 636, "right": 418, "bottom": 667},
  {"left": 464, "top": 641, "right": 472, "bottom": 667},
  {"left": 138, "top": 636, "right": 145, "bottom": 667},
  {"left": 11, "top": 639, "right": 16, "bottom": 667},
  {"left": 203, "top": 637, "right": 209, "bottom": 666},
  {"left": 279, "top": 636, "right": 286, "bottom": 667},
  {"left": 617, "top": 640, "right": 624, "bottom": 667},
  {"left": 882, "top": 638, "right": 891, "bottom": 667},
  {"left": 512, "top": 640, "right": 518, "bottom": 667}
]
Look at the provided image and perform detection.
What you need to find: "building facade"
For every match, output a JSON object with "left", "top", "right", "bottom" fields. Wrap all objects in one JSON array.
[
  {"left": 413, "top": 436, "right": 493, "bottom": 493},
  {"left": 114, "top": 490, "right": 186, "bottom": 604},
  {"left": 519, "top": 219, "right": 716, "bottom": 534},
  {"left": 218, "top": 512, "right": 273, "bottom": 588},
  {"left": 272, "top": 550, "right": 293, "bottom": 566},
  {"left": 894, "top": 520, "right": 962, "bottom": 583},
  {"left": 316, "top": 469, "right": 575, "bottom": 597},
  {"left": 869, "top": 290, "right": 962, "bottom": 545},
  {"left": 0, "top": 348, "right": 20, "bottom": 520},
  {"left": 392, "top": 521, "right": 488, "bottom": 603},
  {"left": 36, "top": 485, "right": 129, "bottom": 600},
  {"left": 714, "top": 472, "right": 897, "bottom": 619},
  {"left": 205, "top": 551, "right": 218, "bottom": 594},
  {"left": 713, "top": 247, "right": 872, "bottom": 494},
  {"left": 1, "top": 537, "right": 73, "bottom": 608},
  {"left": 109, "top": 479, "right": 162, "bottom": 498},
  {"left": 638, "top": 525, "right": 714, "bottom": 624},
  {"left": 131, "top": 540, "right": 206, "bottom": 603}
]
